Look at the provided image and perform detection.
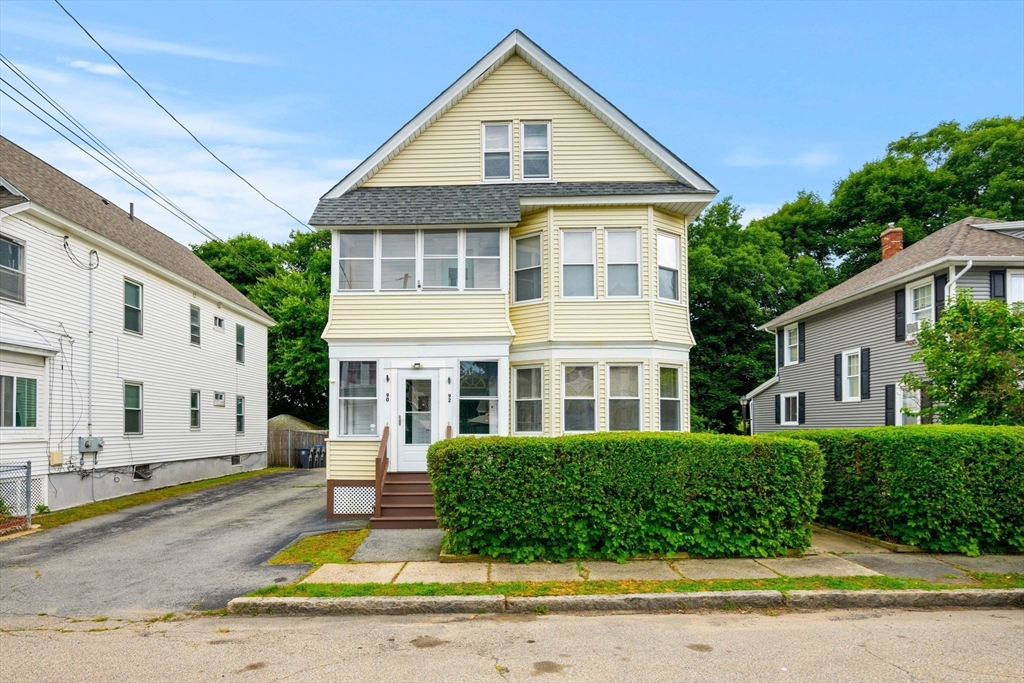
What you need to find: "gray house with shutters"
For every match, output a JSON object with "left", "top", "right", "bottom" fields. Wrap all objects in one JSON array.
[{"left": 744, "top": 217, "right": 1024, "bottom": 433}]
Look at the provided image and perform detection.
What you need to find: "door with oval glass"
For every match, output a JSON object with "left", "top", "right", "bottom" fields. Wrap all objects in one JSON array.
[{"left": 396, "top": 369, "right": 438, "bottom": 471}]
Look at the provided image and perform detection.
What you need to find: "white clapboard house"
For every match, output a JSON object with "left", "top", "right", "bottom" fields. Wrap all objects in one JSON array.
[{"left": 0, "top": 136, "right": 273, "bottom": 511}]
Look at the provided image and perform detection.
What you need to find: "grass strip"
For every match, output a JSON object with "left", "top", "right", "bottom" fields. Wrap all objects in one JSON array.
[
  {"left": 269, "top": 529, "right": 369, "bottom": 566},
  {"left": 31, "top": 468, "right": 290, "bottom": 530},
  {"left": 248, "top": 572, "right": 1024, "bottom": 599}
]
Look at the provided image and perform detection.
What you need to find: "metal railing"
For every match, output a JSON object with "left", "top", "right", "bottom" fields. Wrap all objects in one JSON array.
[
  {"left": 0, "top": 461, "right": 33, "bottom": 531},
  {"left": 373, "top": 425, "right": 390, "bottom": 519}
]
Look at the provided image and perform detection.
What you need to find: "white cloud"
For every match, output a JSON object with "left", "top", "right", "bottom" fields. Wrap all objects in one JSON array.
[
  {"left": 724, "top": 148, "right": 777, "bottom": 168},
  {"left": 724, "top": 146, "right": 839, "bottom": 170},
  {"left": 739, "top": 202, "right": 782, "bottom": 226},
  {"left": 792, "top": 150, "right": 839, "bottom": 169},
  {"left": 66, "top": 59, "right": 122, "bottom": 77}
]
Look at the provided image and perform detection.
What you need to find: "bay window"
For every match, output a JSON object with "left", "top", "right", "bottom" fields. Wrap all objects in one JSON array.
[
  {"left": 659, "top": 366, "right": 681, "bottom": 431},
  {"left": 608, "top": 365, "right": 640, "bottom": 430},
  {"left": 606, "top": 230, "right": 640, "bottom": 297},
  {"left": 514, "top": 234, "right": 542, "bottom": 302},
  {"left": 339, "top": 361, "right": 377, "bottom": 436},
  {"left": 563, "top": 365, "right": 595, "bottom": 432},
  {"left": 562, "top": 230, "right": 595, "bottom": 298},
  {"left": 658, "top": 233, "right": 680, "bottom": 301},
  {"left": 514, "top": 366, "right": 543, "bottom": 433}
]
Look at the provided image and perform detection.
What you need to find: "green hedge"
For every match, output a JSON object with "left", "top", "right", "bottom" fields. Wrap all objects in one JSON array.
[
  {"left": 789, "top": 426, "right": 1024, "bottom": 555},
  {"left": 427, "top": 432, "right": 824, "bottom": 562}
]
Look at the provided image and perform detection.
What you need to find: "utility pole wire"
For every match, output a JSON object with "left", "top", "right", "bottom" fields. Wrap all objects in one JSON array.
[{"left": 53, "top": 0, "right": 314, "bottom": 233}]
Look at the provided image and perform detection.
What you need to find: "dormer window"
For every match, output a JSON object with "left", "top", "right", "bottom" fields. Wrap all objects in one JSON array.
[
  {"left": 522, "top": 122, "right": 550, "bottom": 180},
  {"left": 483, "top": 123, "right": 511, "bottom": 180}
]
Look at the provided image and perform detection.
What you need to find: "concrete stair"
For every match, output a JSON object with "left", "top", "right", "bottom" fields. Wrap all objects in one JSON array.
[{"left": 370, "top": 472, "right": 437, "bottom": 529}]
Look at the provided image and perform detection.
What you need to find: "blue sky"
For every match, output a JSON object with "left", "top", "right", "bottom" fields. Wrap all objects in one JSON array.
[{"left": 1, "top": 1, "right": 1021, "bottom": 246}]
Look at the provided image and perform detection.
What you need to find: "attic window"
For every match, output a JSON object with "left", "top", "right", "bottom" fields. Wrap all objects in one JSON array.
[
  {"left": 522, "top": 122, "right": 550, "bottom": 179},
  {"left": 483, "top": 123, "right": 511, "bottom": 180}
]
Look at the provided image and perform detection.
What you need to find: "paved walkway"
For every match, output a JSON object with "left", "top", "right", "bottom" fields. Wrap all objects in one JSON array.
[{"left": 304, "top": 527, "right": 1024, "bottom": 585}]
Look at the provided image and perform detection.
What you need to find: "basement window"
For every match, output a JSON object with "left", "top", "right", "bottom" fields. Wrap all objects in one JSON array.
[
  {"left": 231, "top": 454, "right": 241, "bottom": 466},
  {"left": 132, "top": 464, "right": 152, "bottom": 481}
]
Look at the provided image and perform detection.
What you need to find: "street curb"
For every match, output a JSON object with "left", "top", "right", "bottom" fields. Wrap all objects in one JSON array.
[{"left": 227, "top": 589, "right": 1024, "bottom": 616}]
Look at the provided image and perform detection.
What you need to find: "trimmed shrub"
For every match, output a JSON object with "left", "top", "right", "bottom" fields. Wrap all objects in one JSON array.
[
  {"left": 428, "top": 432, "right": 824, "bottom": 562},
  {"left": 789, "top": 426, "right": 1024, "bottom": 555}
]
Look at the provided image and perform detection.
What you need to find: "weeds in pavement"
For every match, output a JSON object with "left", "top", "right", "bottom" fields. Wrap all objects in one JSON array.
[{"left": 268, "top": 528, "right": 369, "bottom": 566}]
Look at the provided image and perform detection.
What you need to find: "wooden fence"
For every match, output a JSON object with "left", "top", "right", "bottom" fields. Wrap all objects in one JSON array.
[{"left": 268, "top": 429, "right": 328, "bottom": 467}]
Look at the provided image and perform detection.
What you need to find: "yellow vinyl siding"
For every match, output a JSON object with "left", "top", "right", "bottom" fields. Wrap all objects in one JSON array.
[
  {"left": 510, "top": 302, "right": 548, "bottom": 345},
  {"left": 510, "top": 210, "right": 549, "bottom": 345},
  {"left": 654, "top": 301, "right": 694, "bottom": 346},
  {"left": 324, "top": 293, "right": 512, "bottom": 339},
  {"left": 364, "top": 56, "right": 673, "bottom": 186},
  {"left": 552, "top": 301, "right": 653, "bottom": 341},
  {"left": 652, "top": 208, "right": 688, "bottom": 306},
  {"left": 327, "top": 440, "right": 378, "bottom": 480}
]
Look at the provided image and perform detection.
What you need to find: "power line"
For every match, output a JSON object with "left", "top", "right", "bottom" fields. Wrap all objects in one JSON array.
[{"left": 53, "top": 0, "right": 314, "bottom": 233}]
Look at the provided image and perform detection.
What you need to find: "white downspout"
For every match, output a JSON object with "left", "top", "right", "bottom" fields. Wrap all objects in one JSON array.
[
  {"left": 945, "top": 260, "right": 973, "bottom": 301},
  {"left": 87, "top": 249, "right": 97, "bottom": 437}
]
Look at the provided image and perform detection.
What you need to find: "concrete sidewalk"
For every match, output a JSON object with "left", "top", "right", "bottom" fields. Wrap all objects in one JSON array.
[{"left": 302, "top": 528, "right": 1024, "bottom": 585}]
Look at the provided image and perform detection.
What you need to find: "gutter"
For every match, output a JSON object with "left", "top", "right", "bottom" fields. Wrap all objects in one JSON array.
[{"left": 945, "top": 260, "right": 973, "bottom": 300}]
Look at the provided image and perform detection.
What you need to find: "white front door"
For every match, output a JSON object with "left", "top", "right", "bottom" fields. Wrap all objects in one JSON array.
[{"left": 396, "top": 369, "right": 438, "bottom": 471}]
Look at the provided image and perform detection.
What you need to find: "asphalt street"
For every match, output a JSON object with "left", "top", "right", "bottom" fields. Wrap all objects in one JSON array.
[
  {"left": 1, "top": 609, "right": 1021, "bottom": 682},
  {"left": 0, "top": 469, "right": 353, "bottom": 617}
]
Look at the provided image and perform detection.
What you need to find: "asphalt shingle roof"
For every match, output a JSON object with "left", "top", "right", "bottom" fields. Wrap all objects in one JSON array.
[
  {"left": 310, "top": 181, "right": 706, "bottom": 226},
  {"left": 766, "top": 216, "right": 1024, "bottom": 329},
  {"left": 0, "top": 137, "right": 273, "bottom": 323}
]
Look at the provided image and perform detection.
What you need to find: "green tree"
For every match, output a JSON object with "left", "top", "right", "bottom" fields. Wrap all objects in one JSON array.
[
  {"left": 747, "top": 191, "right": 835, "bottom": 271},
  {"left": 902, "top": 291, "right": 1024, "bottom": 425},
  {"left": 191, "top": 234, "right": 280, "bottom": 297},
  {"left": 689, "top": 198, "right": 829, "bottom": 431}
]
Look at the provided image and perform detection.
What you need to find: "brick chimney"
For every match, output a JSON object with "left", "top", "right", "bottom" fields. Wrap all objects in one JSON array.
[{"left": 881, "top": 224, "right": 904, "bottom": 260}]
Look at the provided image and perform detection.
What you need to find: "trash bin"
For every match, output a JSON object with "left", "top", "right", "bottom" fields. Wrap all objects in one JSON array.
[
  {"left": 314, "top": 446, "right": 326, "bottom": 468},
  {"left": 296, "top": 447, "right": 311, "bottom": 469}
]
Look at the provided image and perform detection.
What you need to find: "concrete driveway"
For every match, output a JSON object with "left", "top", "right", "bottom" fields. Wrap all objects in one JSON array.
[{"left": 0, "top": 469, "right": 358, "bottom": 618}]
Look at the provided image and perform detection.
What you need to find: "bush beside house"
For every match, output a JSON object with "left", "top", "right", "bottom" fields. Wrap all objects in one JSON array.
[
  {"left": 428, "top": 432, "right": 823, "bottom": 562},
  {"left": 790, "top": 426, "right": 1024, "bottom": 555}
]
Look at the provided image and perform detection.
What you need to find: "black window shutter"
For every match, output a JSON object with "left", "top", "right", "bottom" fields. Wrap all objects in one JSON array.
[
  {"left": 894, "top": 290, "right": 906, "bottom": 342},
  {"left": 798, "top": 392, "right": 806, "bottom": 424},
  {"left": 834, "top": 354, "right": 842, "bottom": 401},
  {"left": 991, "top": 270, "right": 1006, "bottom": 300},
  {"left": 934, "top": 273, "right": 948, "bottom": 319},
  {"left": 777, "top": 330, "right": 785, "bottom": 369},
  {"left": 860, "top": 347, "right": 871, "bottom": 399},
  {"left": 884, "top": 384, "right": 896, "bottom": 426},
  {"left": 798, "top": 322, "right": 806, "bottom": 363},
  {"left": 920, "top": 383, "right": 933, "bottom": 424},
  {"left": 774, "top": 394, "right": 781, "bottom": 424}
]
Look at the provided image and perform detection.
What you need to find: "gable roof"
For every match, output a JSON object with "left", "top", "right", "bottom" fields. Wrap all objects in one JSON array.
[
  {"left": 0, "top": 136, "right": 273, "bottom": 324},
  {"left": 764, "top": 217, "right": 1024, "bottom": 330},
  {"left": 321, "top": 29, "right": 716, "bottom": 200}
]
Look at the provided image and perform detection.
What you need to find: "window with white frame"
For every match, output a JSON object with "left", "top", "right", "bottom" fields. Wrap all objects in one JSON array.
[
  {"left": 465, "top": 230, "right": 500, "bottom": 289},
  {"left": 0, "top": 234, "right": 25, "bottom": 304},
  {"left": 785, "top": 323, "right": 799, "bottom": 365},
  {"left": 562, "top": 230, "right": 595, "bottom": 298},
  {"left": 608, "top": 365, "right": 640, "bottom": 431},
  {"left": 514, "top": 366, "right": 543, "bottom": 433},
  {"left": 124, "top": 280, "right": 142, "bottom": 333},
  {"left": 236, "top": 396, "right": 245, "bottom": 433},
  {"left": 339, "top": 361, "right": 377, "bottom": 436},
  {"left": 1, "top": 375, "right": 37, "bottom": 427},
  {"left": 124, "top": 382, "right": 143, "bottom": 435},
  {"left": 897, "top": 385, "right": 920, "bottom": 426},
  {"left": 607, "top": 230, "right": 640, "bottom": 297},
  {"left": 236, "top": 324, "right": 245, "bottom": 363},
  {"left": 659, "top": 366, "right": 681, "bottom": 431},
  {"left": 1009, "top": 270, "right": 1024, "bottom": 306},
  {"left": 190, "top": 305, "right": 201, "bottom": 345},
  {"left": 842, "top": 349, "right": 860, "bottom": 401},
  {"left": 338, "top": 231, "right": 374, "bottom": 290},
  {"left": 657, "top": 233, "right": 680, "bottom": 301},
  {"left": 521, "top": 122, "right": 551, "bottom": 180},
  {"left": 423, "top": 230, "right": 459, "bottom": 289},
  {"left": 190, "top": 390, "right": 200, "bottom": 429},
  {"left": 514, "top": 234, "right": 542, "bottom": 302},
  {"left": 781, "top": 392, "right": 799, "bottom": 426},
  {"left": 459, "top": 361, "right": 499, "bottom": 435},
  {"left": 214, "top": 316, "right": 224, "bottom": 329},
  {"left": 563, "top": 365, "right": 595, "bottom": 432},
  {"left": 908, "top": 278, "right": 933, "bottom": 331},
  {"left": 483, "top": 123, "right": 511, "bottom": 180},
  {"left": 381, "top": 231, "right": 416, "bottom": 290}
]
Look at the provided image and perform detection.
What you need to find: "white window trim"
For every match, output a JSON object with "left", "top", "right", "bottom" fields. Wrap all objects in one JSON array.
[
  {"left": 464, "top": 229, "right": 502, "bottom": 292},
  {"left": 190, "top": 389, "right": 201, "bottom": 430},
  {"left": 336, "top": 230, "right": 376, "bottom": 292},
  {"left": 657, "top": 232, "right": 681, "bottom": 302},
  {"left": 236, "top": 395, "right": 245, "bottom": 434},
  {"left": 906, "top": 276, "right": 934, "bottom": 338},
  {"left": 513, "top": 365, "right": 544, "bottom": 435},
  {"left": 190, "top": 305, "right": 201, "bottom": 346},
  {"left": 456, "top": 359, "right": 501, "bottom": 437},
  {"left": 784, "top": 323, "right": 799, "bottom": 366},
  {"left": 607, "top": 363, "right": 642, "bottom": 431},
  {"left": 1007, "top": 268, "right": 1024, "bottom": 306},
  {"left": 338, "top": 360, "right": 378, "bottom": 437},
  {"left": 0, "top": 374, "right": 38, "bottom": 429},
  {"left": 781, "top": 392, "right": 799, "bottom": 426},
  {"left": 481, "top": 121, "right": 512, "bottom": 182},
  {"left": 562, "top": 364, "right": 597, "bottom": 433},
  {"left": 895, "top": 385, "right": 920, "bottom": 426},
  {"left": 124, "top": 278, "right": 143, "bottom": 335},
  {"left": 213, "top": 316, "right": 224, "bottom": 330},
  {"left": 560, "top": 229, "right": 596, "bottom": 299},
  {"left": 422, "top": 229, "right": 460, "bottom": 291},
  {"left": 842, "top": 348, "right": 861, "bottom": 403},
  {"left": 520, "top": 120, "right": 552, "bottom": 182},
  {"left": 513, "top": 233, "right": 544, "bottom": 304},
  {"left": 0, "top": 233, "right": 26, "bottom": 305},
  {"left": 605, "top": 229, "right": 641, "bottom": 299},
  {"left": 658, "top": 364, "right": 682, "bottom": 432},
  {"left": 236, "top": 324, "right": 245, "bottom": 364},
  {"left": 124, "top": 381, "right": 143, "bottom": 436}
]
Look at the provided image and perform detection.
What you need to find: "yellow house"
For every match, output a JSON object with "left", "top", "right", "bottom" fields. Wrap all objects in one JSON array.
[{"left": 312, "top": 30, "right": 717, "bottom": 525}]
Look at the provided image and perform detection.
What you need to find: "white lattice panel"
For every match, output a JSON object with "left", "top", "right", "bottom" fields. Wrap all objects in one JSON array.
[
  {"left": 0, "top": 476, "right": 44, "bottom": 516},
  {"left": 333, "top": 486, "right": 375, "bottom": 515}
]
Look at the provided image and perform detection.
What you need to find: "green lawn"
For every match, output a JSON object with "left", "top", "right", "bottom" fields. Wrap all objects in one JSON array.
[
  {"left": 31, "top": 467, "right": 290, "bottom": 530},
  {"left": 269, "top": 529, "right": 369, "bottom": 566}
]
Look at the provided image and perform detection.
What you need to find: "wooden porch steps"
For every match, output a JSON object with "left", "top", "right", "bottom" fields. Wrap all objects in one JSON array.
[{"left": 370, "top": 472, "right": 437, "bottom": 529}]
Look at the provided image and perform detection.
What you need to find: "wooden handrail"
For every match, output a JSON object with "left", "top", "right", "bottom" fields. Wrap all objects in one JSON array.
[{"left": 374, "top": 425, "right": 390, "bottom": 519}]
